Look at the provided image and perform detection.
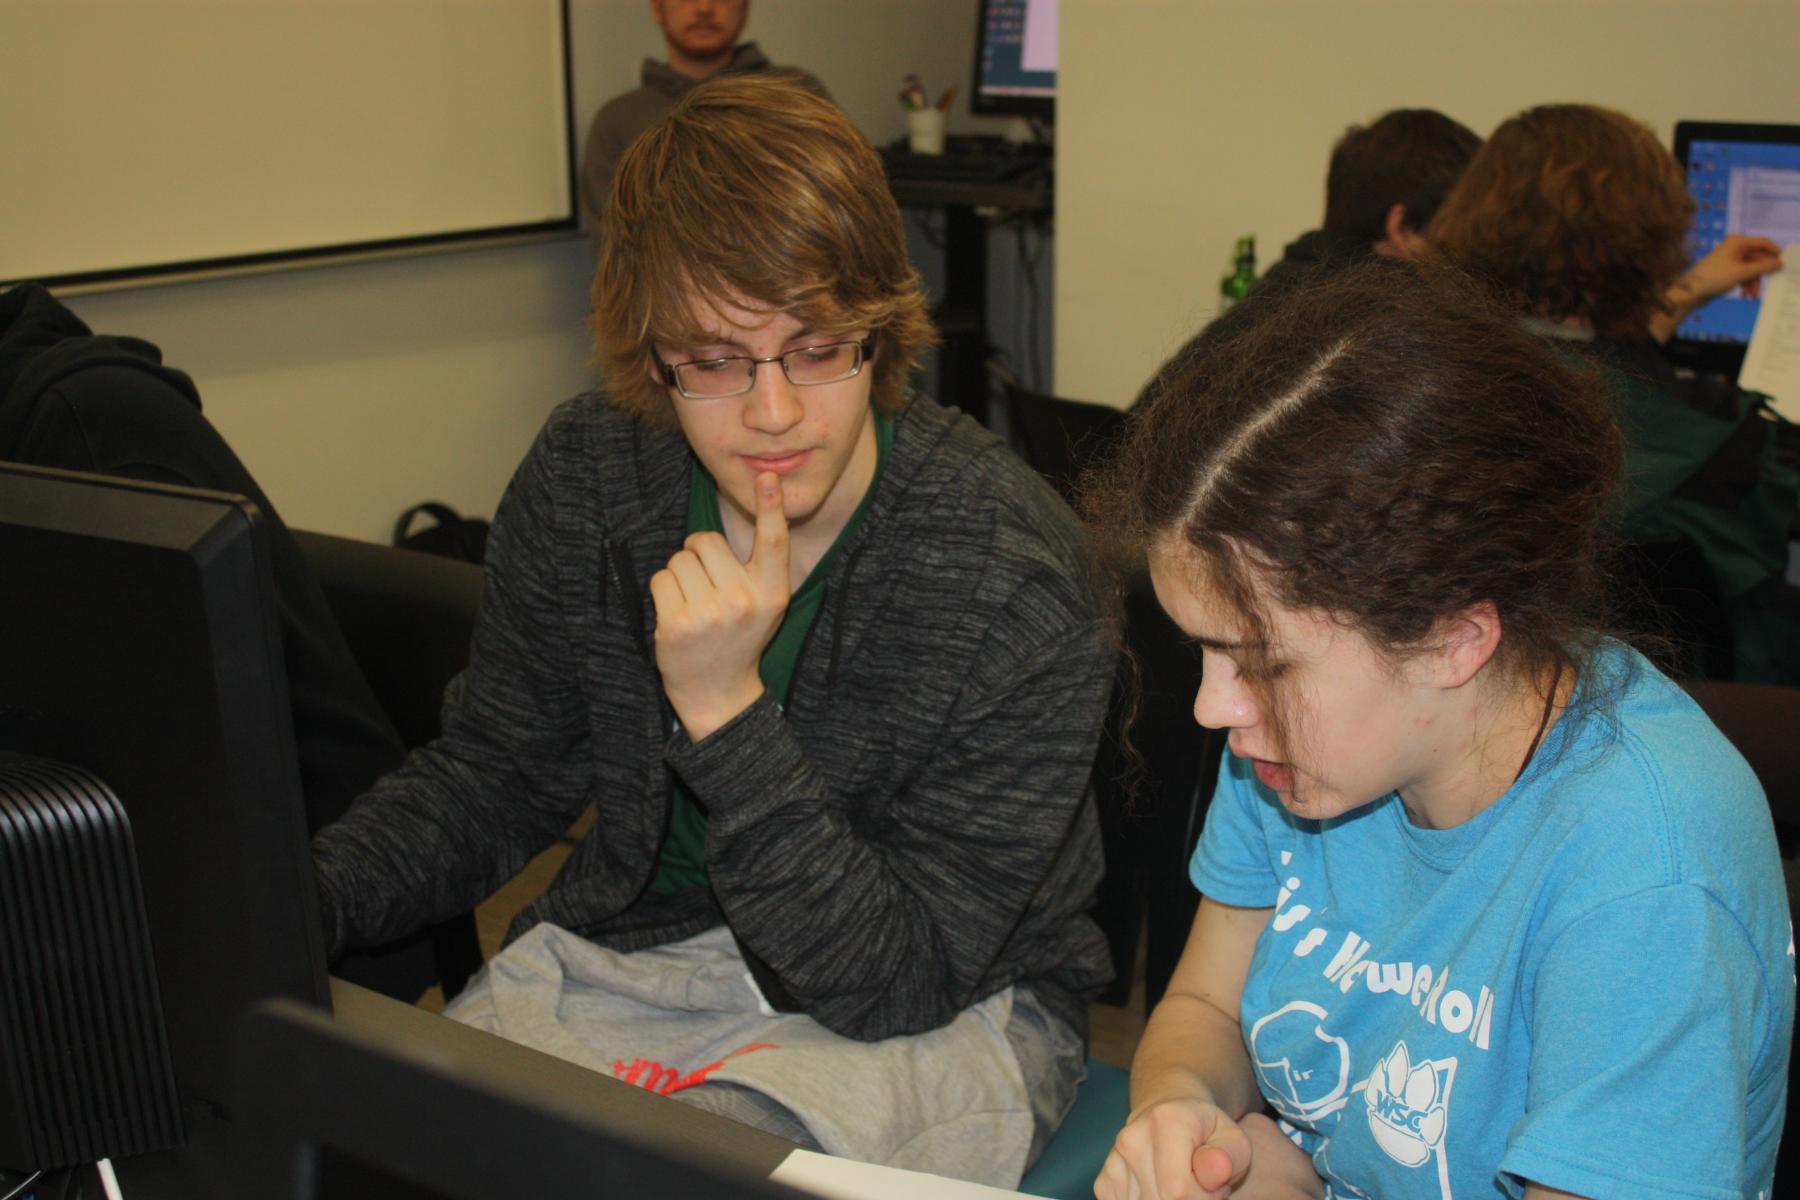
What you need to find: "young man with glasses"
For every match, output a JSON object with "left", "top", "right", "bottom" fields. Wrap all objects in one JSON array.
[{"left": 312, "top": 73, "right": 1113, "bottom": 1186}]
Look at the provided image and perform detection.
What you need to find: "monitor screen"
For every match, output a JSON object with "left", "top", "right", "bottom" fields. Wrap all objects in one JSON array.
[
  {"left": 1670, "top": 121, "right": 1800, "bottom": 375},
  {"left": 0, "top": 462, "right": 328, "bottom": 1190},
  {"left": 972, "top": 0, "right": 1057, "bottom": 120}
]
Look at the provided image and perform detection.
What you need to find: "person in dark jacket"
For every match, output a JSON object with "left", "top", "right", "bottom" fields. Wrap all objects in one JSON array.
[
  {"left": 1429, "top": 104, "right": 1795, "bottom": 684},
  {"left": 0, "top": 279, "right": 444, "bottom": 1000},
  {"left": 580, "top": 0, "right": 827, "bottom": 232},
  {"left": 1135, "top": 108, "right": 1480, "bottom": 408},
  {"left": 313, "top": 74, "right": 1112, "bottom": 1184}
]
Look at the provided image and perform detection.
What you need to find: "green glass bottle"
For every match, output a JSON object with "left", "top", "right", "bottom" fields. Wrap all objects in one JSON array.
[{"left": 1218, "top": 234, "right": 1257, "bottom": 314}]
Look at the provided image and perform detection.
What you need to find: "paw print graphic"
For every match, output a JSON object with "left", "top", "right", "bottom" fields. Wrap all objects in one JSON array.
[{"left": 1363, "top": 1041, "right": 1451, "bottom": 1168}]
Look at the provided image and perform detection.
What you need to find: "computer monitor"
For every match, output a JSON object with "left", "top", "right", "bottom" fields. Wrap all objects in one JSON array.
[
  {"left": 972, "top": 0, "right": 1057, "bottom": 121},
  {"left": 1668, "top": 120, "right": 1800, "bottom": 377},
  {"left": 235, "top": 983, "right": 807, "bottom": 1200},
  {"left": 0, "top": 462, "right": 329, "bottom": 1191}
]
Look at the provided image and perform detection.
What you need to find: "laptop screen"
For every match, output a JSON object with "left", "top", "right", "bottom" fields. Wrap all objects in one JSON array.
[{"left": 1669, "top": 121, "right": 1800, "bottom": 375}]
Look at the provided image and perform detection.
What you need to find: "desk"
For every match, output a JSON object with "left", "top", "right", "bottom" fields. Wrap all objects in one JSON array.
[{"left": 889, "top": 168, "right": 1052, "bottom": 428}]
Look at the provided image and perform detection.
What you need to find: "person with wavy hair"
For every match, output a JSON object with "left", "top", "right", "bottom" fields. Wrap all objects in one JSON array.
[
  {"left": 1089, "top": 260, "right": 1790, "bottom": 1200},
  {"left": 1428, "top": 104, "right": 1781, "bottom": 339},
  {"left": 1431, "top": 104, "right": 1798, "bottom": 683},
  {"left": 314, "top": 73, "right": 1113, "bottom": 1185}
]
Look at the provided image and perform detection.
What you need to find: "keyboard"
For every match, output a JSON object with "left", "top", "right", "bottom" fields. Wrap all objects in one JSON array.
[{"left": 882, "top": 149, "right": 1048, "bottom": 184}]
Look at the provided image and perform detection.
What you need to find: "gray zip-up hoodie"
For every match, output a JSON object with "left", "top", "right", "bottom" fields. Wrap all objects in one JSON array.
[{"left": 313, "top": 393, "right": 1115, "bottom": 1043}]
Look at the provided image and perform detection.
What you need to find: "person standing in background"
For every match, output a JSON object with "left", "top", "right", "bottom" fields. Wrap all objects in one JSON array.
[{"left": 581, "top": 0, "right": 828, "bottom": 232}]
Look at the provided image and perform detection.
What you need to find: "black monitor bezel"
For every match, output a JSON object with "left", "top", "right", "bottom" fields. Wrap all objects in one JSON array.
[
  {"left": 1667, "top": 119, "right": 1800, "bottom": 379},
  {"left": 0, "top": 461, "right": 330, "bottom": 1181},
  {"left": 970, "top": 0, "right": 1056, "bottom": 122},
  {"left": 234, "top": 984, "right": 808, "bottom": 1200}
]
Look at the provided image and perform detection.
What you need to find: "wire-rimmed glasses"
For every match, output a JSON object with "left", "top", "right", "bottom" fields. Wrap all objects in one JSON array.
[{"left": 656, "top": 339, "right": 874, "bottom": 399}]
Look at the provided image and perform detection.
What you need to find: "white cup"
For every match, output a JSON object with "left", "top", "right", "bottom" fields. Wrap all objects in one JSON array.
[{"left": 906, "top": 108, "right": 946, "bottom": 155}]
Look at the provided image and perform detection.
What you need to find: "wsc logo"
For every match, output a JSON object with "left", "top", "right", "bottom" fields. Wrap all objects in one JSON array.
[{"left": 1363, "top": 1041, "right": 1453, "bottom": 1169}]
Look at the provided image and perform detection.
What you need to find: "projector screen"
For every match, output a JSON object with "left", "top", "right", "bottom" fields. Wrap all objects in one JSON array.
[{"left": 0, "top": 0, "right": 575, "bottom": 288}]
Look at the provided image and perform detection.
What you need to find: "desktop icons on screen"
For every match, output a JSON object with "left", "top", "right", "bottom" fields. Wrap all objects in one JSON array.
[
  {"left": 973, "top": 0, "right": 1057, "bottom": 120},
  {"left": 1670, "top": 120, "right": 1800, "bottom": 375}
]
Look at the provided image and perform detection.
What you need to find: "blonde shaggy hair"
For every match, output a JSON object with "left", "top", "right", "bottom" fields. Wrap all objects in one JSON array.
[{"left": 591, "top": 71, "right": 936, "bottom": 425}]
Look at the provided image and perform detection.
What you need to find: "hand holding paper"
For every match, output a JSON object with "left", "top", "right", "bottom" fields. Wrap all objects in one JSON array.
[{"left": 1737, "top": 243, "right": 1800, "bottom": 418}]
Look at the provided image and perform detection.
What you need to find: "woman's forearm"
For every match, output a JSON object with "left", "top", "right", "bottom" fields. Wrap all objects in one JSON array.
[{"left": 1128, "top": 988, "right": 1263, "bottom": 1119}]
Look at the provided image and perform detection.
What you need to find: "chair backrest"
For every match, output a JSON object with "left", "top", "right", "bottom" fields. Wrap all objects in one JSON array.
[
  {"left": 292, "top": 529, "right": 485, "bottom": 750},
  {"left": 1087, "top": 565, "right": 1225, "bottom": 1014},
  {"left": 999, "top": 387, "right": 1224, "bottom": 1013},
  {"left": 1118, "top": 571, "right": 1224, "bottom": 1011},
  {"left": 293, "top": 529, "right": 489, "bottom": 1000},
  {"left": 1004, "top": 384, "right": 1128, "bottom": 505},
  {"left": 1681, "top": 680, "right": 1800, "bottom": 848}
]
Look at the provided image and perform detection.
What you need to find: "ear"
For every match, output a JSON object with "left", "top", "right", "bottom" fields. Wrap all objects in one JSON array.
[
  {"left": 1429, "top": 599, "right": 1502, "bottom": 689},
  {"left": 1374, "top": 203, "right": 1430, "bottom": 260}
]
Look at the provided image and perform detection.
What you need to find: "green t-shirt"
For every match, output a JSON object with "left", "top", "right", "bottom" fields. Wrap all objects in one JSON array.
[{"left": 649, "top": 409, "right": 893, "bottom": 894}]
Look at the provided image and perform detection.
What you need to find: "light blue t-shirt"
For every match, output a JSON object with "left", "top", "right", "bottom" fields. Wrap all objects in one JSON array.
[{"left": 1191, "top": 642, "right": 1793, "bottom": 1200}]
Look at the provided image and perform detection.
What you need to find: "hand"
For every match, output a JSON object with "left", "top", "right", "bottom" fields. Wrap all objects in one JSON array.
[
  {"left": 1095, "top": 1097, "right": 1252, "bottom": 1200},
  {"left": 650, "top": 472, "right": 790, "bottom": 741},
  {"left": 1673, "top": 234, "right": 1784, "bottom": 307}
]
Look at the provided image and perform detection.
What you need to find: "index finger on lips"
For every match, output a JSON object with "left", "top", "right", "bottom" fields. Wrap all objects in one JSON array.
[{"left": 748, "top": 471, "right": 790, "bottom": 593}]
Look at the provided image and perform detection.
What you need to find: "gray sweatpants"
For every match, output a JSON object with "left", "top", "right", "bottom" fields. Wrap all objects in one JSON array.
[{"left": 444, "top": 923, "right": 1084, "bottom": 1187}]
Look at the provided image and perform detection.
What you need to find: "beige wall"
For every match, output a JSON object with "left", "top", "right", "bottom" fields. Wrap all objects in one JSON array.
[
  {"left": 1055, "top": 0, "right": 1800, "bottom": 409},
  {"left": 56, "top": 1, "right": 992, "bottom": 541}
]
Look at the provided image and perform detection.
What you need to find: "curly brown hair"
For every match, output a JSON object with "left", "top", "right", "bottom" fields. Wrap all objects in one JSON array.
[
  {"left": 1083, "top": 260, "right": 1623, "bottom": 757},
  {"left": 590, "top": 72, "right": 936, "bottom": 426},
  {"left": 1426, "top": 104, "right": 1693, "bottom": 339}
]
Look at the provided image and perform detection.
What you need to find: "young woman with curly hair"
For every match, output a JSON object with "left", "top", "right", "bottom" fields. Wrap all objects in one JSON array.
[{"left": 1090, "top": 260, "right": 1791, "bottom": 1200}]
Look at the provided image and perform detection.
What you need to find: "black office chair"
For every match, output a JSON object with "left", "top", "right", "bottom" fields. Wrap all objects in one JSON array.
[
  {"left": 294, "top": 530, "right": 486, "bottom": 750},
  {"left": 1101, "top": 570, "right": 1226, "bottom": 1012},
  {"left": 294, "top": 529, "right": 487, "bottom": 998},
  {"left": 997, "top": 383, "right": 1225, "bottom": 1010},
  {"left": 1680, "top": 679, "right": 1799, "bottom": 1196},
  {"left": 1001, "top": 386, "right": 1224, "bottom": 1197},
  {"left": 1002, "top": 382, "right": 1129, "bottom": 506}
]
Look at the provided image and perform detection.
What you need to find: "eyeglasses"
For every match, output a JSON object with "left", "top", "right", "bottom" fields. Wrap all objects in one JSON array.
[{"left": 656, "top": 339, "right": 874, "bottom": 399}]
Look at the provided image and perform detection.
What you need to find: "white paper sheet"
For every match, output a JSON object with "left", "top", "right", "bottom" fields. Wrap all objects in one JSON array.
[
  {"left": 1737, "top": 244, "right": 1800, "bottom": 419},
  {"left": 769, "top": 1149, "right": 1049, "bottom": 1199}
]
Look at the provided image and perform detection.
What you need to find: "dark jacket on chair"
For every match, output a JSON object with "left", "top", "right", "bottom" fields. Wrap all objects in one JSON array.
[{"left": 1580, "top": 337, "right": 1799, "bottom": 685}]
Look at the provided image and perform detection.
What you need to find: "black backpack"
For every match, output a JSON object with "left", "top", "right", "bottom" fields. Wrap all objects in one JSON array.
[{"left": 393, "top": 501, "right": 489, "bottom": 564}]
